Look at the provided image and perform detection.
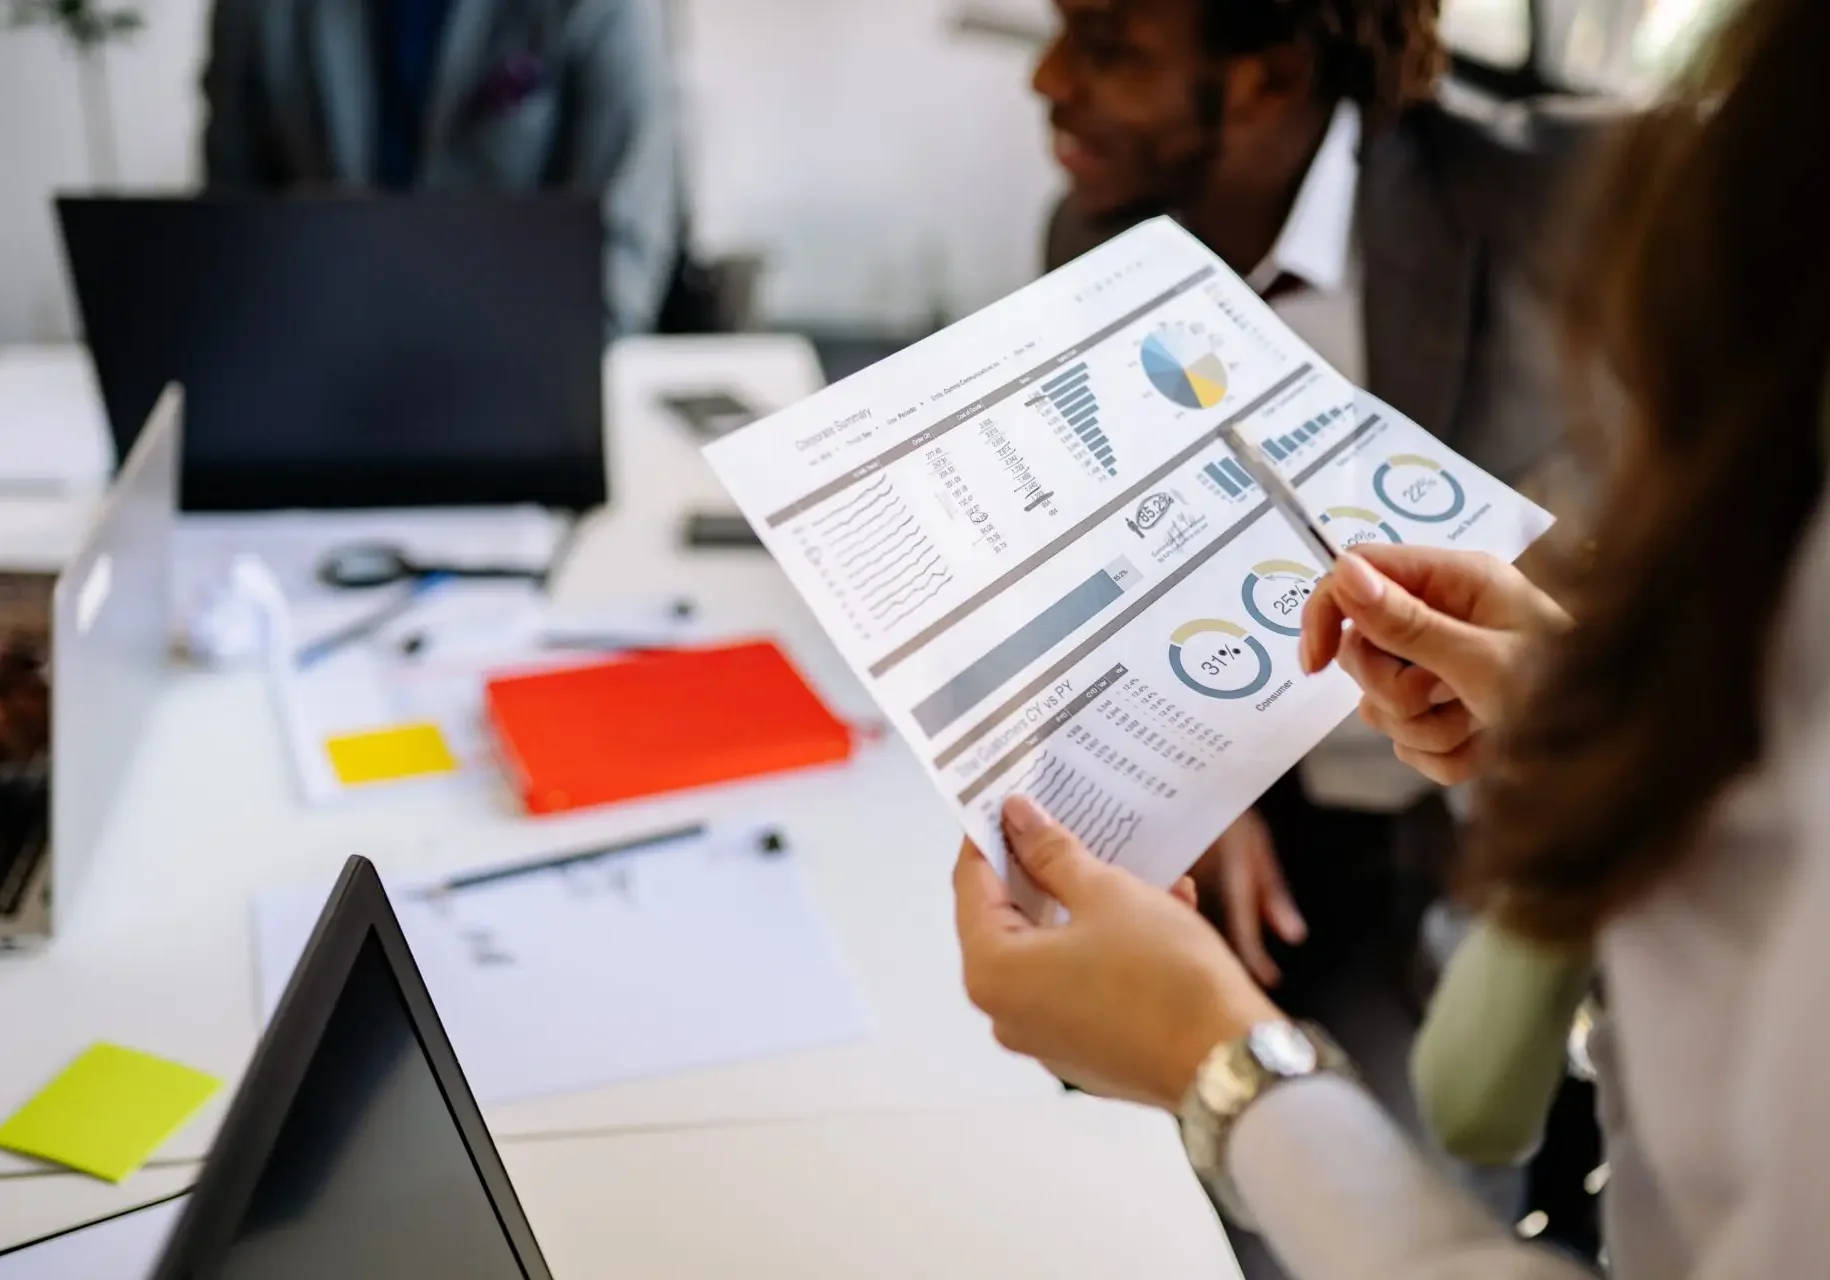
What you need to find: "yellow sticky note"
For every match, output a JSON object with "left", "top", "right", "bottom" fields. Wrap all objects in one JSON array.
[
  {"left": 0, "top": 1043, "right": 220, "bottom": 1183},
  {"left": 325, "top": 722, "right": 458, "bottom": 786}
]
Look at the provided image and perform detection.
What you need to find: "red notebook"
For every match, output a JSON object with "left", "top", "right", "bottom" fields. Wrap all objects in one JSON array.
[{"left": 484, "top": 640, "right": 855, "bottom": 815}]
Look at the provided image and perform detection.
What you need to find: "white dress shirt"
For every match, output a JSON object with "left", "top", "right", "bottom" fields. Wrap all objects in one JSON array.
[
  {"left": 1248, "top": 99, "right": 1367, "bottom": 388},
  {"left": 1242, "top": 101, "right": 1431, "bottom": 811}
]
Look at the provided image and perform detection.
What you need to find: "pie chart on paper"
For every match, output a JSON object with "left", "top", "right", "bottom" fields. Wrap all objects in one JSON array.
[{"left": 1141, "top": 326, "right": 1229, "bottom": 410}]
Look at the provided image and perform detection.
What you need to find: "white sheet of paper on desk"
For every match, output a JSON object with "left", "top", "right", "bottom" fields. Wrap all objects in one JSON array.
[
  {"left": 252, "top": 827, "right": 871, "bottom": 1104},
  {"left": 704, "top": 217, "right": 1551, "bottom": 899}
]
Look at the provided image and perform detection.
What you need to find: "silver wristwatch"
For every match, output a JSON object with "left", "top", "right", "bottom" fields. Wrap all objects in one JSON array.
[{"left": 1178, "top": 1019, "right": 1357, "bottom": 1229}]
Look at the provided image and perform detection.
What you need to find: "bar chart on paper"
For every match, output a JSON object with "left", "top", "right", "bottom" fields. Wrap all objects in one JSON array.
[
  {"left": 1259, "top": 405, "right": 1347, "bottom": 463},
  {"left": 1201, "top": 455, "right": 1259, "bottom": 503},
  {"left": 1028, "top": 363, "right": 1117, "bottom": 477}
]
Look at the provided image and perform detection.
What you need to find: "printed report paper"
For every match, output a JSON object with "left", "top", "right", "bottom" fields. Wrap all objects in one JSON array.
[
  {"left": 705, "top": 218, "right": 1550, "bottom": 897},
  {"left": 252, "top": 826, "right": 870, "bottom": 1104}
]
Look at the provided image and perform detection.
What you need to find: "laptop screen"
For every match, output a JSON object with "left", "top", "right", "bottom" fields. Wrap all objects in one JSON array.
[
  {"left": 57, "top": 197, "right": 607, "bottom": 513},
  {"left": 215, "top": 934, "right": 527, "bottom": 1279}
]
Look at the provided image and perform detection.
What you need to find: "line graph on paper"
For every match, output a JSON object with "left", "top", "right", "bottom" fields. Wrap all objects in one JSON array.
[
  {"left": 794, "top": 474, "right": 956, "bottom": 642},
  {"left": 1003, "top": 751, "right": 1142, "bottom": 865}
]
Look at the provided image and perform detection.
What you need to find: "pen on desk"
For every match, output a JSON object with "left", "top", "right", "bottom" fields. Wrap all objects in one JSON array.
[
  {"left": 418, "top": 821, "right": 715, "bottom": 898},
  {"left": 297, "top": 574, "right": 449, "bottom": 669},
  {"left": 396, "top": 599, "right": 696, "bottom": 659},
  {"left": 529, "top": 598, "right": 699, "bottom": 656},
  {"left": 394, "top": 631, "right": 680, "bottom": 658}
]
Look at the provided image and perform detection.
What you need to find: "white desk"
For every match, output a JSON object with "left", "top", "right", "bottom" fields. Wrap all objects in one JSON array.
[
  {"left": 3, "top": 1100, "right": 1239, "bottom": 1277},
  {"left": 0, "top": 337, "right": 1238, "bottom": 1278}
]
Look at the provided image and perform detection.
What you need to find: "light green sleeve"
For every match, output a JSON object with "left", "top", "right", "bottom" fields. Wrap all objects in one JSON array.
[{"left": 1410, "top": 918, "right": 1593, "bottom": 1166}]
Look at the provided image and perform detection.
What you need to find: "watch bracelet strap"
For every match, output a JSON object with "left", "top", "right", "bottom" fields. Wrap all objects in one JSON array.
[{"left": 1181, "top": 1020, "right": 1360, "bottom": 1232}]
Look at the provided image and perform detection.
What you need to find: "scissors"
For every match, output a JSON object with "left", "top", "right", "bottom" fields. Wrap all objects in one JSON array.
[{"left": 315, "top": 542, "right": 549, "bottom": 591}]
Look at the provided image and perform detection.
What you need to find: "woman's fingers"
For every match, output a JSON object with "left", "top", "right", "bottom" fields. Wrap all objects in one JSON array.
[
  {"left": 953, "top": 840, "right": 1031, "bottom": 949},
  {"left": 1299, "top": 578, "right": 1350, "bottom": 675},
  {"left": 1002, "top": 794, "right": 1112, "bottom": 910},
  {"left": 1170, "top": 876, "right": 1200, "bottom": 911},
  {"left": 1359, "top": 695, "right": 1479, "bottom": 756},
  {"left": 1337, "top": 628, "right": 1448, "bottom": 719},
  {"left": 952, "top": 816, "right": 1290, "bottom": 1111},
  {"left": 1395, "top": 734, "right": 1486, "bottom": 787},
  {"left": 1329, "top": 554, "right": 1498, "bottom": 678},
  {"left": 1308, "top": 553, "right": 1520, "bottom": 724},
  {"left": 1258, "top": 849, "right": 1307, "bottom": 947},
  {"left": 1346, "top": 544, "right": 1512, "bottom": 626},
  {"left": 1221, "top": 832, "right": 1281, "bottom": 987}
]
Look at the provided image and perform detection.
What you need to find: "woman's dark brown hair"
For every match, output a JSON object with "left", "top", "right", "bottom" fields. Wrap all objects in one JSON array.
[{"left": 1472, "top": 0, "right": 1830, "bottom": 946}]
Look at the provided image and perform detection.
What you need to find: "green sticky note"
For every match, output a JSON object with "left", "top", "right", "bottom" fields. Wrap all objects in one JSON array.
[{"left": 0, "top": 1043, "right": 221, "bottom": 1182}]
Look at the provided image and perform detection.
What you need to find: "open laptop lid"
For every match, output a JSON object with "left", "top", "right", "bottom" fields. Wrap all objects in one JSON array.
[
  {"left": 56, "top": 195, "right": 607, "bottom": 514},
  {"left": 7, "top": 384, "right": 181, "bottom": 941},
  {"left": 151, "top": 856, "right": 551, "bottom": 1279}
]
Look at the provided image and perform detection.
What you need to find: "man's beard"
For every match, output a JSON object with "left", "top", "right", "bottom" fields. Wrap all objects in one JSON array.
[{"left": 1099, "top": 75, "right": 1226, "bottom": 226}]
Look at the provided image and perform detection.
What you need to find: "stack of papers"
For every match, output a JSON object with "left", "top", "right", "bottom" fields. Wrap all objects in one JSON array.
[{"left": 253, "top": 826, "right": 871, "bottom": 1103}]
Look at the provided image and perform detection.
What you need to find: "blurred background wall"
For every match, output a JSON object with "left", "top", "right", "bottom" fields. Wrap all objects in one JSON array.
[
  {"left": 0, "top": 0, "right": 1733, "bottom": 346},
  {"left": 0, "top": 0, "right": 1057, "bottom": 345}
]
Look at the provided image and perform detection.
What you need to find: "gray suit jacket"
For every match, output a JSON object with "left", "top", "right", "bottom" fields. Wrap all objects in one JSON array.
[
  {"left": 1044, "top": 92, "right": 1614, "bottom": 488},
  {"left": 201, "top": 0, "right": 680, "bottom": 335}
]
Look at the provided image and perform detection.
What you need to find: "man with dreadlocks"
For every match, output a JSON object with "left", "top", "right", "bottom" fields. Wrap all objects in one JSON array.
[{"left": 1033, "top": 1, "right": 1605, "bottom": 1263}]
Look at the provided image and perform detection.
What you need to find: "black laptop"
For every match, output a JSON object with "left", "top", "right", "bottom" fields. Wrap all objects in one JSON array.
[
  {"left": 0, "top": 857, "right": 551, "bottom": 1278},
  {"left": 57, "top": 195, "right": 606, "bottom": 513}
]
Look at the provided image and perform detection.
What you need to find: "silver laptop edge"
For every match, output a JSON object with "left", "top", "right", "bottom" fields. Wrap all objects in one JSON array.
[{"left": 2, "top": 384, "right": 181, "bottom": 947}]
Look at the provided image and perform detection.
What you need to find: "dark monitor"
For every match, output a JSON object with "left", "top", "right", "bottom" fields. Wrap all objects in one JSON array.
[
  {"left": 150, "top": 857, "right": 551, "bottom": 1279},
  {"left": 56, "top": 195, "right": 607, "bottom": 513}
]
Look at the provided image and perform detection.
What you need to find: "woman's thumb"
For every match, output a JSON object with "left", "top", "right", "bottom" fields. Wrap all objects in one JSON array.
[
  {"left": 1003, "top": 795, "right": 1105, "bottom": 907},
  {"left": 1331, "top": 554, "right": 1494, "bottom": 686}
]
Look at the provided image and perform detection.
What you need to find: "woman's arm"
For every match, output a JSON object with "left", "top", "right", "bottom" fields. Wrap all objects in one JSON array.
[
  {"left": 1231, "top": 1077, "right": 1596, "bottom": 1278},
  {"left": 1234, "top": 685, "right": 1830, "bottom": 1280},
  {"left": 1705, "top": 699, "right": 1830, "bottom": 1276},
  {"left": 1410, "top": 919, "right": 1593, "bottom": 1165},
  {"left": 956, "top": 803, "right": 1602, "bottom": 1279}
]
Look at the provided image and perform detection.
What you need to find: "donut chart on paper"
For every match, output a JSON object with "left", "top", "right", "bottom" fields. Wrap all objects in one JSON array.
[
  {"left": 1242, "top": 559, "right": 1323, "bottom": 638},
  {"left": 1142, "top": 327, "right": 1229, "bottom": 410},
  {"left": 1373, "top": 454, "right": 1467, "bottom": 524},
  {"left": 1320, "top": 505, "right": 1403, "bottom": 548},
  {"left": 1168, "top": 619, "right": 1273, "bottom": 700}
]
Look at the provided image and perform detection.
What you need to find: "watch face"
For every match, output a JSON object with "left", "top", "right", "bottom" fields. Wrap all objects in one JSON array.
[{"left": 1247, "top": 1022, "right": 1318, "bottom": 1077}]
